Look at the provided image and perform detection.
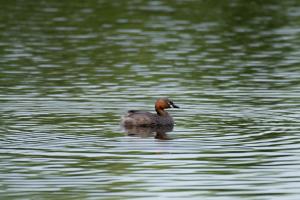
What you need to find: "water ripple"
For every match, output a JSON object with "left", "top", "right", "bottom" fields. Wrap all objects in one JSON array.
[{"left": 1, "top": 0, "right": 300, "bottom": 199}]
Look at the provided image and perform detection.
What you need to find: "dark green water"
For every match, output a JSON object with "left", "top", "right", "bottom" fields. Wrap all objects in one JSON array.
[{"left": 1, "top": 0, "right": 300, "bottom": 199}]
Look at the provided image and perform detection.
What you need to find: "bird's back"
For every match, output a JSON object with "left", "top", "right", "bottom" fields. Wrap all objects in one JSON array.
[
  {"left": 121, "top": 110, "right": 174, "bottom": 127},
  {"left": 121, "top": 110, "right": 157, "bottom": 127}
]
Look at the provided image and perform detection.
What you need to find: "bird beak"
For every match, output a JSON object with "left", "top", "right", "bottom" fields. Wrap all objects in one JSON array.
[{"left": 170, "top": 102, "right": 179, "bottom": 108}]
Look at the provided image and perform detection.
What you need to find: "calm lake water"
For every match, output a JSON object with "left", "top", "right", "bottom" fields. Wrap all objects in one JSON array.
[{"left": 1, "top": 0, "right": 300, "bottom": 199}]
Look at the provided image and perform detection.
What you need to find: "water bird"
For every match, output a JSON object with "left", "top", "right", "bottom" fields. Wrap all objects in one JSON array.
[{"left": 121, "top": 97, "right": 179, "bottom": 127}]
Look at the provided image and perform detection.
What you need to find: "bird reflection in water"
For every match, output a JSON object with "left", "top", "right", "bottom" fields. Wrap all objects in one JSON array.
[{"left": 123, "top": 125, "right": 173, "bottom": 140}]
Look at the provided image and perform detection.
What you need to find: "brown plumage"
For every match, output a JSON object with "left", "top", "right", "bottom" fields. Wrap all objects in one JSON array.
[{"left": 121, "top": 98, "right": 179, "bottom": 127}]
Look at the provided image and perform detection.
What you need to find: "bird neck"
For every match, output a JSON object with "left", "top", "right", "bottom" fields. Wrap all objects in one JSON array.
[{"left": 155, "top": 107, "right": 169, "bottom": 116}]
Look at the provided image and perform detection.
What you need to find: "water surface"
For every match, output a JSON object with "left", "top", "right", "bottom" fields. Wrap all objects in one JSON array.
[{"left": 1, "top": 0, "right": 300, "bottom": 199}]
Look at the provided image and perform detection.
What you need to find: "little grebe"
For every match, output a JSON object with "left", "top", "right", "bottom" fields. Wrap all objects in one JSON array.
[{"left": 121, "top": 97, "right": 179, "bottom": 127}]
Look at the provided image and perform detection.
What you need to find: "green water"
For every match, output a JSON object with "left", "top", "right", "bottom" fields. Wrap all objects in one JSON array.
[{"left": 1, "top": 0, "right": 300, "bottom": 199}]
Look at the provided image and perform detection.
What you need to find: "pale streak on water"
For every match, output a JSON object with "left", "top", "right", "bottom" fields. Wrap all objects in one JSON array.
[{"left": 1, "top": 1, "right": 300, "bottom": 200}]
